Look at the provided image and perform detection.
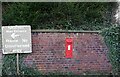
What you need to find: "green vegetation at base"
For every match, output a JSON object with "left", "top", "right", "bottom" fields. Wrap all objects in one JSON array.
[{"left": 2, "top": 54, "right": 41, "bottom": 75}]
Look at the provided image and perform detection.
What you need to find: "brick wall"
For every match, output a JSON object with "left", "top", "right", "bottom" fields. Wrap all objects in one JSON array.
[{"left": 24, "top": 32, "right": 112, "bottom": 74}]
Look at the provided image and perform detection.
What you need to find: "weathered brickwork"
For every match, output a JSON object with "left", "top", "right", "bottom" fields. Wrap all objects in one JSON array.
[{"left": 24, "top": 32, "right": 112, "bottom": 74}]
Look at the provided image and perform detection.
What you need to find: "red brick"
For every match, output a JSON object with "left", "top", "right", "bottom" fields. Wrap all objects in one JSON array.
[{"left": 24, "top": 32, "right": 112, "bottom": 74}]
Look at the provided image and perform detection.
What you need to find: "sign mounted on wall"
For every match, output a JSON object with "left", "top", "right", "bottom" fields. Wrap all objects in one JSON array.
[
  {"left": 65, "top": 38, "right": 73, "bottom": 58},
  {"left": 2, "top": 25, "right": 32, "bottom": 54}
]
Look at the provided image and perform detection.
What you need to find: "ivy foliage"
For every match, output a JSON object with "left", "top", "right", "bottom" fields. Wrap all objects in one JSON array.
[{"left": 101, "top": 25, "right": 120, "bottom": 75}]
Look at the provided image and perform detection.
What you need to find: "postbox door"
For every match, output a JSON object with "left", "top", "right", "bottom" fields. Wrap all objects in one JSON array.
[{"left": 65, "top": 38, "right": 73, "bottom": 58}]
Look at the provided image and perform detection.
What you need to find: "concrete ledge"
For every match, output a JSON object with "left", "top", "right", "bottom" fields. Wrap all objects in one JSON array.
[{"left": 32, "top": 30, "right": 101, "bottom": 33}]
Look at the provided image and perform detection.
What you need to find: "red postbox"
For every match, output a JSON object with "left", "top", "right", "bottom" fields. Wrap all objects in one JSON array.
[{"left": 65, "top": 38, "right": 73, "bottom": 58}]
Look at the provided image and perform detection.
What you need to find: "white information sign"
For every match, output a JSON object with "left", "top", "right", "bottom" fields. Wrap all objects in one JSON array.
[{"left": 2, "top": 25, "right": 32, "bottom": 54}]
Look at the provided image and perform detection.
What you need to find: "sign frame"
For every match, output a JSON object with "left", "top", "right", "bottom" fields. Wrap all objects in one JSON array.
[{"left": 2, "top": 25, "right": 32, "bottom": 54}]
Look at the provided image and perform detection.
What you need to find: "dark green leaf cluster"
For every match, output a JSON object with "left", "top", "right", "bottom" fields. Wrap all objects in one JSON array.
[
  {"left": 101, "top": 25, "right": 120, "bottom": 75},
  {"left": 2, "top": 2, "right": 117, "bottom": 30}
]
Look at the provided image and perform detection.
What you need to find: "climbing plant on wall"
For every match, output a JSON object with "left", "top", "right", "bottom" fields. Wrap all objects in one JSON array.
[{"left": 101, "top": 25, "right": 120, "bottom": 75}]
